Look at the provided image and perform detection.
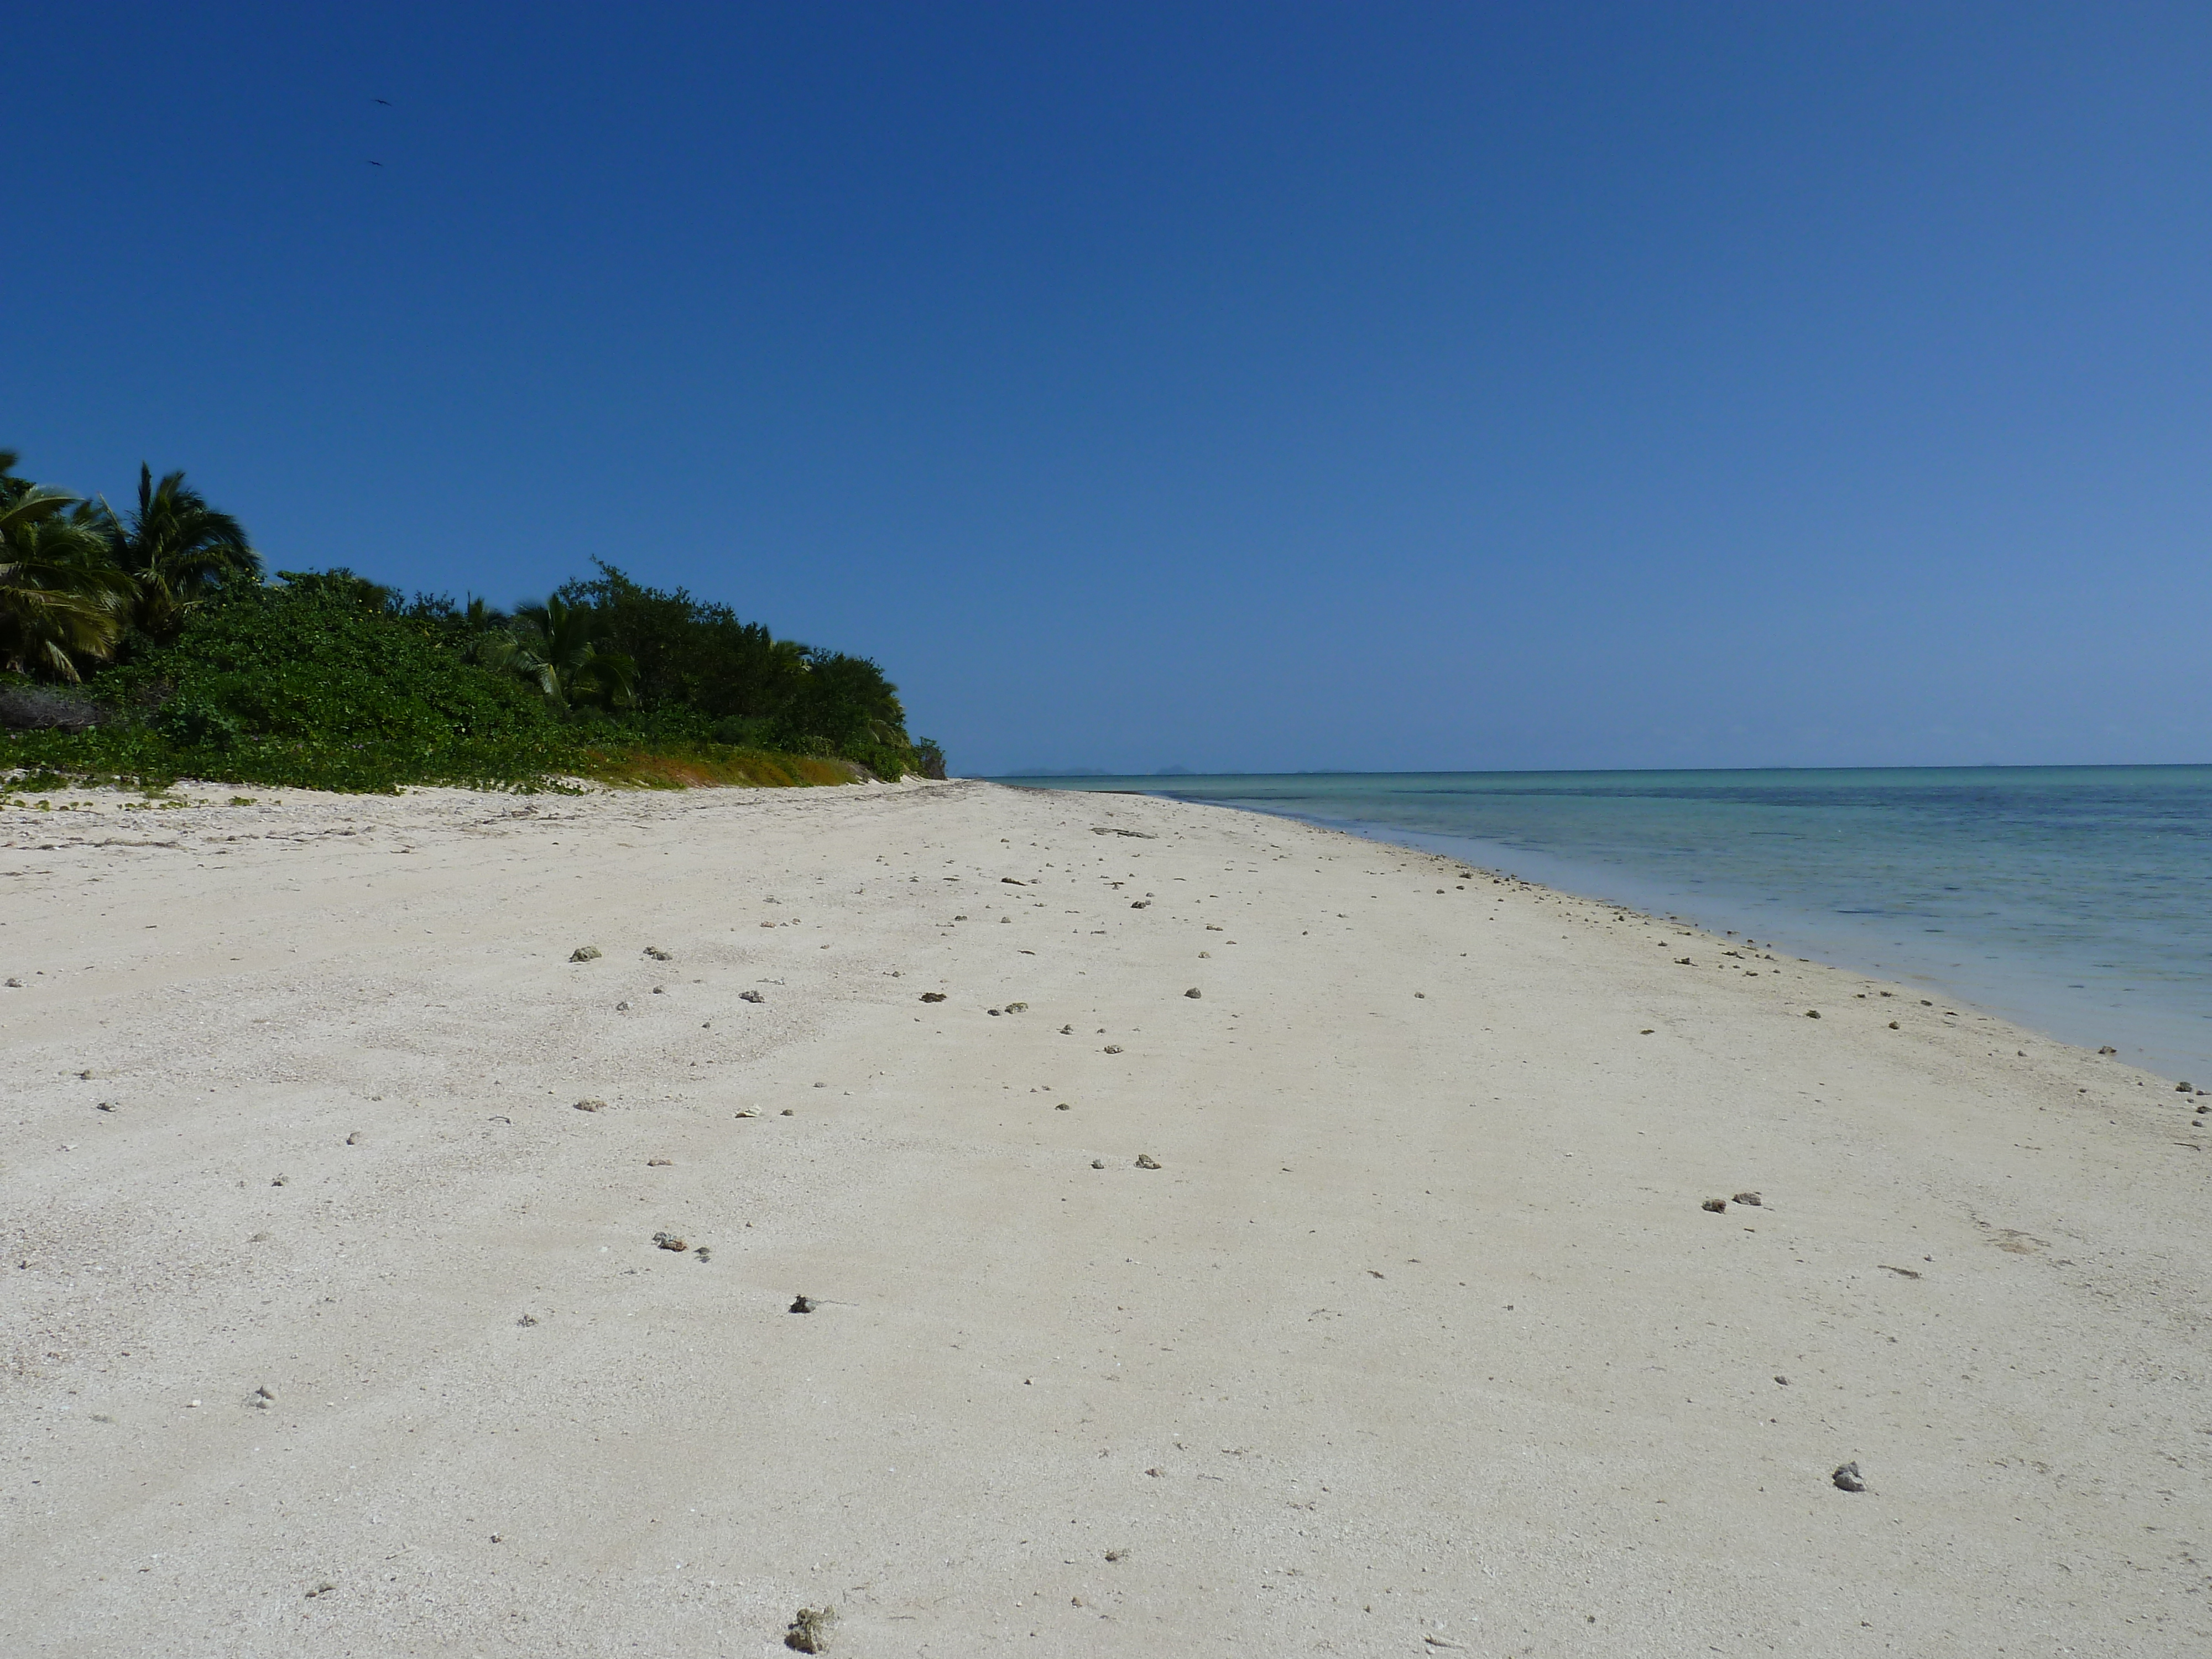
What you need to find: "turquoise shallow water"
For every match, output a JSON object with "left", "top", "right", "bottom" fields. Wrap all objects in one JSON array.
[{"left": 997, "top": 766, "right": 2212, "bottom": 1084}]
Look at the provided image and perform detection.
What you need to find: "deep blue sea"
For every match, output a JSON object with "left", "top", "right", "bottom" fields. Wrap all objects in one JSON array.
[{"left": 995, "top": 767, "right": 2212, "bottom": 1085}]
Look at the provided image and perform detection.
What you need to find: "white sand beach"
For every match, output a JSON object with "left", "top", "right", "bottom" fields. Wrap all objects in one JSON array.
[{"left": 4, "top": 777, "right": 2207, "bottom": 1656}]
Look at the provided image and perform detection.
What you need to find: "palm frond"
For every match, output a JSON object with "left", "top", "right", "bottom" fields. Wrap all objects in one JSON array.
[{"left": 0, "top": 500, "right": 137, "bottom": 680}]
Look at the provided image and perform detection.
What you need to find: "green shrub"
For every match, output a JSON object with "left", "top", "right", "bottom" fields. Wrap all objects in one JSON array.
[
  {"left": 7, "top": 573, "right": 579, "bottom": 792},
  {"left": 2, "top": 455, "right": 948, "bottom": 791}
]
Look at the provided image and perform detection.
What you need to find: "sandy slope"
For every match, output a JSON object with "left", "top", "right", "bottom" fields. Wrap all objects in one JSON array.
[{"left": 3, "top": 777, "right": 2207, "bottom": 1657}]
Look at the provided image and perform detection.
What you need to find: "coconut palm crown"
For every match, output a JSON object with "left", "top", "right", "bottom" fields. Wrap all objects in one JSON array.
[
  {"left": 102, "top": 463, "right": 262, "bottom": 641},
  {"left": 468, "top": 595, "right": 638, "bottom": 711},
  {"left": 0, "top": 453, "right": 137, "bottom": 681}
]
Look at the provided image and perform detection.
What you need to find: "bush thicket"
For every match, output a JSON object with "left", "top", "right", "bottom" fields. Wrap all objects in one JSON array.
[{"left": 2, "top": 453, "right": 944, "bottom": 792}]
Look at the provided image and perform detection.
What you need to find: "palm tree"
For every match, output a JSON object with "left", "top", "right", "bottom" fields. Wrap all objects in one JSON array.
[
  {"left": 0, "top": 453, "right": 29, "bottom": 510},
  {"left": 101, "top": 463, "right": 260, "bottom": 641},
  {"left": 0, "top": 454, "right": 137, "bottom": 681},
  {"left": 469, "top": 596, "right": 637, "bottom": 712}
]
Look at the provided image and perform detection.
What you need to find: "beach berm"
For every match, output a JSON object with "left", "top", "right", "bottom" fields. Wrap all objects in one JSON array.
[{"left": 3, "top": 777, "right": 2206, "bottom": 1653}]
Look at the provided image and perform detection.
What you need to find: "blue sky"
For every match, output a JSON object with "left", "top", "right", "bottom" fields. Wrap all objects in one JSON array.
[{"left": 10, "top": 3, "right": 2210, "bottom": 773}]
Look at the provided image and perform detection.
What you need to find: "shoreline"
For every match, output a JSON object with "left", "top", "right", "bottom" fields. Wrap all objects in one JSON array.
[
  {"left": 1270, "top": 806, "right": 2208, "bottom": 1087},
  {"left": 6, "top": 779, "right": 2209, "bottom": 1653},
  {"left": 999, "top": 771, "right": 2212, "bottom": 1091}
]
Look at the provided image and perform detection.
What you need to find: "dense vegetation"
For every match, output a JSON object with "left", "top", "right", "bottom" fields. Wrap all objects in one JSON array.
[{"left": 1, "top": 451, "right": 943, "bottom": 792}]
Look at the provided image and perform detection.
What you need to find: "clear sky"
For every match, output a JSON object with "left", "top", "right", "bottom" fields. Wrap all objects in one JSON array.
[{"left": 9, "top": 3, "right": 2210, "bottom": 774}]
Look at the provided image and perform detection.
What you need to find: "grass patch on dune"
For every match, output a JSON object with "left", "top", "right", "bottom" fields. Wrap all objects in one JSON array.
[
  {"left": 575, "top": 743, "right": 865, "bottom": 790},
  {"left": 4, "top": 730, "right": 880, "bottom": 797}
]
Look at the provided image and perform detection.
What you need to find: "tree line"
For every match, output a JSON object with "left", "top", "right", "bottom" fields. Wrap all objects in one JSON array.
[{"left": 1, "top": 452, "right": 943, "bottom": 791}]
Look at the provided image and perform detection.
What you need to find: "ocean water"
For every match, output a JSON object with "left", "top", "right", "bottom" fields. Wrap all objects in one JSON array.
[{"left": 997, "top": 767, "right": 2212, "bottom": 1084}]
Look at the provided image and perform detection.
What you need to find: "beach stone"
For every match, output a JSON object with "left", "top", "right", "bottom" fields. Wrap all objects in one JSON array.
[
  {"left": 1135, "top": 1154, "right": 1162, "bottom": 1169},
  {"left": 1130, "top": 900, "right": 1149, "bottom": 909},
  {"left": 920, "top": 992, "right": 947, "bottom": 1003},
  {"left": 346, "top": 1131, "right": 361, "bottom": 1145},
  {"left": 653, "top": 1232, "right": 687, "bottom": 1251},
  {"left": 646, "top": 1157, "right": 672, "bottom": 1167},
  {"left": 1832, "top": 1462, "right": 1867, "bottom": 1493},
  {"left": 573, "top": 1098, "right": 607, "bottom": 1112},
  {"left": 1198, "top": 951, "right": 1210, "bottom": 958},
  {"left": 1702, "top": 1197, "right": 1727, "bottom": 1213},
  {"left": 694, "top": 1245, "right": 711, "bottom": 1261},
  {"left": 615, "top": 999, "right": 630, "bottom": 1010},
  {"left": 1184, "top": 987, "right": 1202, "bottom": 999},
  {"left": 1056, "top": 1102, "right": 1071, "bottom": 1110},
  {"left": 3, "top": 978, "right": 20, "bottom": 988},
  {"left": 781, "top": 1107, "right": 795, "bottom": 1115},
  {"left": 1889, "top": 1021, "right": 1899, "bottom": 1029},
  {"left": 1006, "top": 1001, "right": 1029, "bottom": 1012},
  {"left": 1732, "top": 1191, "right": 1762, "bottom": 1207},
  {"left": 644, "top": 946, "right": 673, "bottom": 961},
  {"left": 569, "top": 946, "right": 601, "bottom": 962},
  {"left": 1806, "top": 1009, "right": 1821, "bottom": 1019},
  {"left": 95, "top": 1101, "right": 116, "bottom": 1113},
  {"left": 1091, "top": 1159, "right": 1106, "bottom": 1169},
  {"left": 734, "top": 1108, "right": 760, "bottom": 1118},
  {"left": 789, "top": 1295, "right": 817, "bottom": 1313},
  {"left": 785, "top": 1605, "right": 836, "bottom": 1652},
  {"left": 2178, "top": 1082, "right": 2194, "bottom": 1093},
  {"left": 740, "top": 989, "right": 765, "bottom": 1004},
  {"left": 1103, "top": 1044, "right": 1123, "bottom": 1054}
]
